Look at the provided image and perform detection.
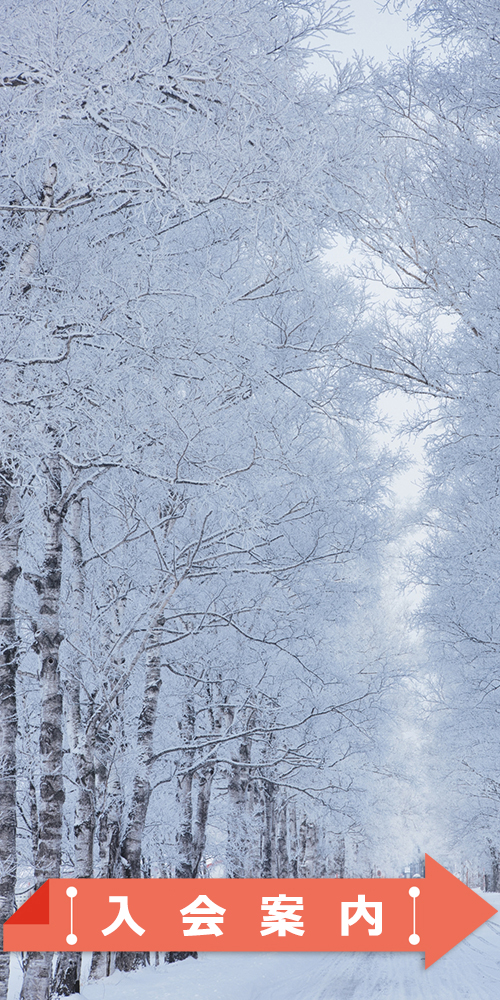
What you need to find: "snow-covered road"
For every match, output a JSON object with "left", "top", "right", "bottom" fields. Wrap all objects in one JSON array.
[{"left": 7, "top": 893, "right": 500, "bottom": 1000}]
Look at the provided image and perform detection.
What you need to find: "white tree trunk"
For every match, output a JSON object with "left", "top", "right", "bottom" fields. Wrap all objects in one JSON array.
[
  {"left": 175, "top": 688, "right": 219, "bottom": 879},
  {"left": 298, "top": 817, "right": 321, "bottom": 878},
  {"left": 262, "top": 780, "right": 277, "bottom": 878},
  {"left": 88, "top": 753, "right": 123, "bottom": 981},
  {"left": 0, "top": 471, "right": 22, "bottom": 1000},
  {"left": 89, "top": 590, "right": 126, "bottom": 983},
  {"left": 227, "top": 731, "right": 251, "bottom": 878},
  {"left": 175, "top": 697, "right": 195, "bottom": 877},
  {"left": 121, "top": 641, "right": 162, "bottom": 878},
  {"left": 329, "top": 835, "right": 346, "bottom": 878},
  {"left": 18, "top": 162, "right": 57, "bottom": 291},
  {"left": 276, "top": 797, "right": 289, "bottom": 878},
  {"left": 54, "top": 499, "right": 92, "bottom": 995},
  {"left": 21, "top": 454, "right": 64, "bottom": 1000},
  {"left": 117, "top": 645, "right": 162, "bottom": 973},
  {"left": 288, "top": 801, "right": 298, "bottom": 878},
  {"left": 191, "top": 766, "right": 215, "bottom": 876}
]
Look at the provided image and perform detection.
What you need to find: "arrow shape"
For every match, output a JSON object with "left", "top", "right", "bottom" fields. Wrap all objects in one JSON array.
[
  {"left": 420, "top": 855, "right": 497, "bottom": 966},
  {"left": 4, "top": 855, "right": 496, "bottom": 967}
]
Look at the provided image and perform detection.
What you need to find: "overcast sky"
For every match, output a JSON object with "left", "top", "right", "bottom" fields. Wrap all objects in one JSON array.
[{"left": 334, "top": 0, "right": 421, "bottom": 62}]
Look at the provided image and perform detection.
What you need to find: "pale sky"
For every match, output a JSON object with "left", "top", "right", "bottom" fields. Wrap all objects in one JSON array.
[
  {"left": 308, "top": 0, "right": 424, "bottom": 69},
  {"left": 334, "top": 0, "right": 421, "bottom": 63}
]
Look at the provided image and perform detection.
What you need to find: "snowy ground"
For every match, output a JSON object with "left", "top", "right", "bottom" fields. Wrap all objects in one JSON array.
[{"left": 7, "top": 892, "right": 500, "bottom": 1000}]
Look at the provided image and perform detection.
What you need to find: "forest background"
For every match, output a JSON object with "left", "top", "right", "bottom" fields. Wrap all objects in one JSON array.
[{"left": 1, "top": 0, "right": 499, "bottom": 997}]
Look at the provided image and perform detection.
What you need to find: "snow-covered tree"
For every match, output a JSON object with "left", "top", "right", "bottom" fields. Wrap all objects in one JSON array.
[
  {"left": 0, "top": 2, "right": 393, "bottom": 996},
  {"left": 338, "top": 0, "right": 500, "bottom": 879}
]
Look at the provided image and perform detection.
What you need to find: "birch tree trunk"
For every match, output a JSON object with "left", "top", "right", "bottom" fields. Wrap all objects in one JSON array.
[
  {"left": 14, "top": 157, "right": 64, "bottom": 1000},
  {"left": 94, "top": 586, "right": 127, "bottom": 881},
  {"left": 226, "top": 715, "right": 274, "bottom": 879},
  {"left": 53, "top": 499, "right": 92, "bottom": 996},
  {"left": 167, "top": 696, "right": 197, "bottom": 963},
  {"left": 88, "top": 722, "right": 124, "bottom": 983},
  {"left": 21, "top": 454, "right": 64, "bottom": 1000},
  {"left": 240, "top": 777, "right": 265, "bottom": 878},
  {"left": 288, "top": 801, "right": 299, "bottom": 878},
  {"left": 276, "top": 797, "right": 289, "bottom": 878},
  {"left": 89, "top": 591, "right": 127, "bottom": 983},
  {"left": 486, "top": 839, "right": 500, "bottom": 892},
  {"left": 116, "top": 643, "right": 162, "bottom": 973},
  {"left": 18, "top": 162, "right": 57, "bottom": 293},
  {"left": 330, "top": 835, "right": 346, "bottom": 878},
  {"left": 121, "top": 644, "right": 162, "bottom": 877},
  {"left": 191, "top": 765, "right": 215, "bottom": 877},
  {"left": 175, "top": 696, "right": 195, "bottom": 877},
  {"left": 0, "top": 470, "right": 22, "bottom": 1000},
  {"left": 169, "top": 687, "right": 223, "bottom": 963},
  {"left": 88, "top": 742, "right": 123, "bottom": 981},
  {"left": 176, "top": 761, "right": 215, "bottom": 879},
  {"left": 226, "top": 737, "right": 251, "bottom": 878},
  {"left": 187, "top": 680, "right": 229, "bottom": 878},
  {"left": 261, "top": 780, "right": 276, "bottom": 878},
  {"left": 298, "top": 817, "right": 322, "bottom": 877}
]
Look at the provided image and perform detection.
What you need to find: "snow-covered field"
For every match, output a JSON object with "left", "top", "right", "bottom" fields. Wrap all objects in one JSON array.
[{"left": 8, "top": 892, "right": 499, "bottom": 1000}]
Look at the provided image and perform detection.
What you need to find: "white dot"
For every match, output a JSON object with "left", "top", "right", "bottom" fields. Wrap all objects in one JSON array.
[
  {"left": 66, "top": 933, "right": 78, "bottom": 946},
  {"left": 408, "top": 886, "right": 420, "bottom": 898},
  {"left": 409, "top": 933, "right": 420, "bottom": 945},
  {"left": 66, "top": 886, "right": 78, "bottom": 898}
]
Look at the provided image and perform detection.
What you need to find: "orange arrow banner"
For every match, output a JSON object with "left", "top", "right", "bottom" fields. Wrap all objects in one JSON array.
[{"left": 4, "top": 855, "right": 496, "bottom": 967}]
